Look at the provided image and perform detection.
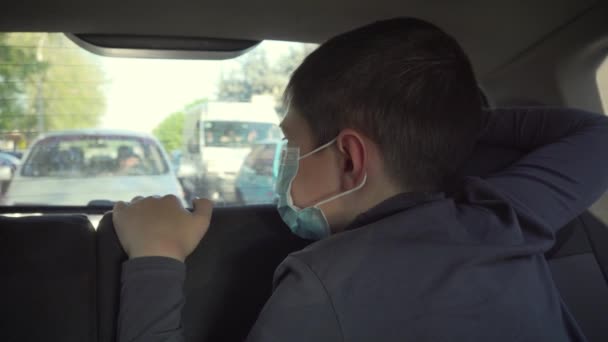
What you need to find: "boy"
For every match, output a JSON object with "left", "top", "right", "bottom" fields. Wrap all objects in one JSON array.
[{"left": 113, "top": 18, "right": 608, "bottom": 341}]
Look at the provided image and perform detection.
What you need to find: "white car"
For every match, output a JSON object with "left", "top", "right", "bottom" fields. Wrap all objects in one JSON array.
[{"left": 4, "top": 129, "right": 186, "bottom": 206}]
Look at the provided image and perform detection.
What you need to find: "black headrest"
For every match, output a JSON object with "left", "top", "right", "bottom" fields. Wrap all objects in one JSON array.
[
  {"left": 96, "top": 205, "right": 310, "bottom": 342},
  {"left": 0, "top": 215, "right": 96, "bottom": 342}
]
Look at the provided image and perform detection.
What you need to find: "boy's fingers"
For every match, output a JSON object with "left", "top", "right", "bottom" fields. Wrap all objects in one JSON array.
[
  {"left": 192, "top": 198, "right": 213, "bottom": 220},
  {"left": 130, "top": 196, "right": 145, "bottom": 203},
  {"left": 112, "top": 201, "right": 128, "bottom": 227},
  {"left": 113, "top": 200, "right": 127, "bottom": 213}
]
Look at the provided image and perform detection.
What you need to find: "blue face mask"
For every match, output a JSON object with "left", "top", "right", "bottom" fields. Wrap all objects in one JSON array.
[{"left": 275, "top": 138, "right": 367, "bottom": 240}]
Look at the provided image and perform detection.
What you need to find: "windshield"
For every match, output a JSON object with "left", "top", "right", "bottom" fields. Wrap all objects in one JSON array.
[
  {"left": 0, "top": 32, "right": 316, "bottom": 207},
  {"left": 0, "top": 152, "right": 20, "bottom": 165},
  {"left": 244, "top": 142, "right": 279, "bottom": 177},
  {"left": 21, "top": 135, "right": 169, "bottom": 178},
  {"left": 204, "top": 121, "right": 282, "bottom": 148}
]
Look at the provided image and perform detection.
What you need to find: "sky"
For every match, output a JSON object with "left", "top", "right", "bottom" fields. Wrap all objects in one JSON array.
[{"left": 99, "top": 41, "right": 295, "bottom": 133}]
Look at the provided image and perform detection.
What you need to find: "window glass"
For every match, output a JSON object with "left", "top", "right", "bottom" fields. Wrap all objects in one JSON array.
[
  {"left": 590, "top": 58, "right": 608, "bottom": 223},
  {"left": 237, "top": 142, "right": 281, "bottom": 205},
  {"left": 244, "top": 143, "right": 278, "bottom": 177},
  {"left": 21, "top": 135, "right": 168, "bottom": 178},
  {"left": 0, "top": 32, "right": 317, "bottom": 207},
  {"left": 203, "top": 121, "right": 282, "bottom": 147},
  {"left": 598, "top": 57, "right": 608, "bottom": 113}
]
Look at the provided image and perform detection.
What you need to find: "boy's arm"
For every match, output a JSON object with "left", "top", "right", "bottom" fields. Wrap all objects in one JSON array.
[
  {"left": 112, "top": 196, "right": 213, "bottom": 342},
  {"left": 479, "top": 107, "right": 608, "bottom": 231},
  {"left": 246, "top": 255, "right": 343, "bottom": 342},
  {"left": 118, "top": 257, "right": 186, "bottom": 342},
  {"left": 116, "top": 255, "right": 342, "bottom": 342}
]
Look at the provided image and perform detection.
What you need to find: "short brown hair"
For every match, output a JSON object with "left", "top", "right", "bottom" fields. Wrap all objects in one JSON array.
[{"left": 284, "top": 18, "right": 482, "bottom": 191}]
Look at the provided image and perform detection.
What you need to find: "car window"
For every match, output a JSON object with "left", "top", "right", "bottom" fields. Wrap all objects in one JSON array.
[
  {"left": 244, "top": 143, "right": 277, "bottom": 177},
  {"left": 598, "top": 57, "right": 608, "bottom": 113},
  {"left": 0, "top": 32, "right": 316, "bottom": 207},
  {"left": 21, "top": 135, "right": 168, "bottom": 178},
  {"left": 0, "top": 152, "right": 20, "bottom": 165},
  {"left": 204, "top": 121, "right": 282, "bottom": 148},
  {"left": 592, "top": 57, "right": 608, "bottom": 224}
]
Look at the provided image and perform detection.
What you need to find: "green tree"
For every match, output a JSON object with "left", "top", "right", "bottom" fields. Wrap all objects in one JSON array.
[
  {"left": 0, "top": 33, "right": 47, "bottom": 137},
  {"left": 25, "top": 33, "right": 107, "bottom": 131},
  {"left": 216, "top": 44, "right": 316, "bottom": 106},
  {"left": 1, "top": 33, "right": 107, "bottom": 146},
  {"left": 273, "top": 44, "right": 317, "bottom": 112},
  {"left": 275, "top": 44, "right": 317, "bottom": 80},
  {"left": 184, "top": 98, "right": 208, "bottom": 112},
  {"left": 217, "top": 48, "right": 283, "bottom": 102},
  {"left": 153, "top": 111, "right": 185, "bottom": 153},
  {"left": 153, "top": 98, "right": 209, "bottom": 153}
]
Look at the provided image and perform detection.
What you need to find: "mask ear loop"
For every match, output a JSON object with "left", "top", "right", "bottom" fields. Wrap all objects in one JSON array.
[
  {"left": 299, "top": 138, "right": 337, "bottom": 160},
  {"left": 313, "top": 174, "right": 368, "bottom": 208}
]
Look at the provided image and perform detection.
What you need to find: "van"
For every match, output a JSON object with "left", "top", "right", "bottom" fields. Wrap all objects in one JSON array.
[{"left": 181, "top": 95, "right": 282, "bottom": 204}]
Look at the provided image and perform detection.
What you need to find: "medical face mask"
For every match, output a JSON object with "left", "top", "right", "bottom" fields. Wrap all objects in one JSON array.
[{"left": 275, "top": 138, "right": 367, "bottom": 240}]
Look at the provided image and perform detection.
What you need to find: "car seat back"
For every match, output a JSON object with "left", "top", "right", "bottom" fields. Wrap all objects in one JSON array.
[{"left": 0, "top": 215, "right": 97, "bottom": 342}]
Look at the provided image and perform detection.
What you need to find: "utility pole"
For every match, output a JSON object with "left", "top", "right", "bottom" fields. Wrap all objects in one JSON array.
[{"left": 35, "top": 33, "right": 47, "bottom": 137}]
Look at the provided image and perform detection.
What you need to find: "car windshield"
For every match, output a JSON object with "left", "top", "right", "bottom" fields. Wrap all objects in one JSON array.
[
  {"left": 244, "top": 142, "right": 278, "bottom": 176},
  {"left": 0, "top": 32, "right": 316, "bottom": 207},
  {"left": 204, "top": 121, "right": 282, "bottom": 148},
  {"left": 21, "top": 135, "right": 169, "bottom": 178},
  {"left": 0, "top": 152, "right": 20, "bottom": 165}
]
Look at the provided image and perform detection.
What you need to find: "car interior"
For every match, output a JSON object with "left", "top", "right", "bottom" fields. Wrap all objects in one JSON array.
[{"left": 1, "top": 0, "right": 608, "bottom": 341}]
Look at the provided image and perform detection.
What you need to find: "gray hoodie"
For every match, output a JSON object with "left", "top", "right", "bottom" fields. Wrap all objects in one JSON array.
[{"left": 118, "top": 108, "right": 608, "bottom": 342}]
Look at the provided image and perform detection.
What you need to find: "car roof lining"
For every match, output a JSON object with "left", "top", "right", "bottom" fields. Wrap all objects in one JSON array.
[{"left": 0, "top": 0, "right": 601, "bottom": 76}]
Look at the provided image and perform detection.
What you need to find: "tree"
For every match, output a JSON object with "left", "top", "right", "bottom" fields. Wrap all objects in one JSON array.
[
  {"left": 25, "top": 34, "right": 107, "bottom": 132},
  {"left": 0, "top": 33, "right": 107, "bottom": 146},
  {"left": 0, "top": 33, "right": 47, "bottom": 137},
  {"left": 184, "top": 98, "right": 209, "bottom": 112},
  {"left": 217, "top": 48, "right": 283, "bottom": 102},
  {"left": 273, "top": 44, "right": 317, "bottom": 112},
  {"left": 153, "top": 111, "right": 185, "bottom": 153},
  {"left": 216, "top": 44, "right": 317, "bottom": 108},
  {"left": 153, "top": 98, "right": 208, "bottom": 153},
  {"left": 275, "top": 44, "right": 317, "bottom": 80}
]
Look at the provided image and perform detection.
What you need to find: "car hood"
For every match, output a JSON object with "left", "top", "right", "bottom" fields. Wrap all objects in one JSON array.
[{"left": 5, "top": 174, "right": 184, "bottom": 206}]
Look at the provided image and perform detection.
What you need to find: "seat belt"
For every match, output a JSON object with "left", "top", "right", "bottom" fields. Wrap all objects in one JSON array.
[
  {"left": 580, "top": 212, "right": 608, "bottom": 285},
  {"left": 545, "top": 218, "right": 577, "bottom": 259}
]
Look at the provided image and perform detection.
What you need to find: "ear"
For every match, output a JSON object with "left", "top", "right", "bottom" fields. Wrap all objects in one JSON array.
[{"left": 335, "top": 129, "right": 367, "bottom": 191}]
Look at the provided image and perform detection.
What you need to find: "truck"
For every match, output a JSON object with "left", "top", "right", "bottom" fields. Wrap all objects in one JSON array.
[{"left": 179, "top": 95, "right": 282, "bottom": 205}]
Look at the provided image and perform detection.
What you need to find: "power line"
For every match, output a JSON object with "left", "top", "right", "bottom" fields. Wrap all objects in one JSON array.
[
  {"left": 0, "top": 63, "right": 102, "bottom": 68},
  {"left": 0, "top": 45, "right": 84, "bottom": 50},
  {"left": 0, "top": 97, "right": 107, "bottom": 101},
  {"left": 1, "top": 80, "right": 108, "bottom": 84},
  {"left": 1, "top": 113, "right": 103, "bottom": 118}
]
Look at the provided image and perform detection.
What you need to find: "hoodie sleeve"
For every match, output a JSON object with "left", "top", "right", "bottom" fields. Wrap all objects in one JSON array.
[
  {"left": 246, "top": 255, "right": 343, "bottom": 342},
  {"left": 117, "top": 257, "right": 186, "bottom": 342},
  {"left": 479, "top": 107, "right": 608, "bottom": 231}
]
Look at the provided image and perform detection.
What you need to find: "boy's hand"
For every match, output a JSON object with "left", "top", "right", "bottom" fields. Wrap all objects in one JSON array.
[{"left": 112, "top": 195, "right": 213, "bottom": 262}]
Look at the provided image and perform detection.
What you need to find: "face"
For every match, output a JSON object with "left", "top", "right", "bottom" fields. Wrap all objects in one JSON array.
[
  {"left": 279, "top": 108, "right": 386, "bottom": 232},
  {"left": 279, "top": 110, "right": 343, "bottom": 209}
]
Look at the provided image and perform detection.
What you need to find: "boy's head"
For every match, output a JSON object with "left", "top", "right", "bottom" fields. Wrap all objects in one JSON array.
[{"left": 280, "top": 18, "right": 482, "bottom": 232}]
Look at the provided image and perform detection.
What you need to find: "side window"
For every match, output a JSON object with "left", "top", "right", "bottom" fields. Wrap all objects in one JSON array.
[
  {"left": 244, "top": 145, "right": 264, "bottom": 168},
  {"left": 252, "top": 144, "right": 276, "bottom": 176},
  {"left": 591, "top": 58, "right": 608, "bottom": 223},
  {"left": 598, "top": 58, "right": 608, "bottom": 113},
  {"left": 244, "top": 144, "right": 275, "bottom": 176}
]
